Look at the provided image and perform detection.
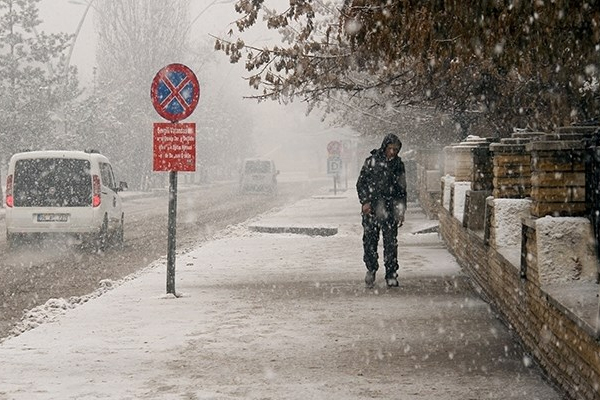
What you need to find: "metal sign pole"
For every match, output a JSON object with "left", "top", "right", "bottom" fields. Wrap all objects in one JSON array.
[
  {"left": 167, "top": 170, "right": 178, "bottom": 295},
  {"left": 151, "top": 63, "right": 200, "bottom": 296},
  {"left": 333, "top": 174, "right": 337, "bottom": 195},
  {"left": 345, "top": 161, "right": 348, "bottom": 190}
]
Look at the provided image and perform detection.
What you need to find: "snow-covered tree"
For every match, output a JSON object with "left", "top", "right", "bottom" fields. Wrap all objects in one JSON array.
[
  {"left": 0, "top": 0, "right": 73, "bottom": 159},
  {"left": 83, "top": 0, "right": 191, "bottom": 189},
  {"left": 88, "top": 0, "right": 256, "bottom": 188},
  {"left": 216, "top": 0, "right": 599, "bottom": 141}
]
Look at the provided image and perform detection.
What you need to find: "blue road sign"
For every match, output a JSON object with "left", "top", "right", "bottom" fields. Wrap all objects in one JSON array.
[{"left": 151, "top": 63, "right": 200, "bottom": 122}]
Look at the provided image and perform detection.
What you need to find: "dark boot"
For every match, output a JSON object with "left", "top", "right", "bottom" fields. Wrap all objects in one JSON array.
[
  {"left": 365, "top": 270, "right": 376, "bottom": 288},
  {"left": 385, "top": 271, "right": 399, "bottom": 287},
  {"left": 386, "top": 277, "right": 399, "bottom": 287}
]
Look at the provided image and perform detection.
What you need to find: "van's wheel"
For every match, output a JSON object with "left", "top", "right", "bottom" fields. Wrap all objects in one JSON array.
[
  {"left": 95, "top": 216, "right": 109, "bottom": 252},
  {"left": 114, "top": 214, "right": 125, "bottom": 248}
]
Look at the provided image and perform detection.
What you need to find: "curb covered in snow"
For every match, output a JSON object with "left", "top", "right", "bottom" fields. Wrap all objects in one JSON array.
[{"left": 248, "top": 224, "right": 338, "bottom": 236}]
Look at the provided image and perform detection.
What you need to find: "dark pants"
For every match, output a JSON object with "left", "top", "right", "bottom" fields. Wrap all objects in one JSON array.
[{"left": 362, "top": 213, "right": 399, "bottom": 279}]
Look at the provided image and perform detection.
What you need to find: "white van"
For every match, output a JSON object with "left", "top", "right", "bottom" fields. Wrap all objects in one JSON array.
[
  {"left": 239, "top": 158, "right": 279, "bottom": 193},
  {"left": 5, "top": 150, "right": 127, "bottom": 251}
]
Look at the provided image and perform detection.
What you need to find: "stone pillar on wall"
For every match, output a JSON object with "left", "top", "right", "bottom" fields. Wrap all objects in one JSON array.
[
  {"left": 452, "top": 144, "right": 473, "bottom": 222},
  {"left": 490, "top": 140, "right": 532, "bottom": 199},
  {"left": 451, "top": 137, "right": 494, "bottom": 225},
  {"left": 522, "top": 130, "right": 599, "bottom": 287},
  {"left": 442, "top": 137, "right": 496, "bottom": 222},
  {"left": 471, "top": 144, "right": 495, "bottom": 192},
  {"left": 441, "top": 145, "right": 457, "bottom": 213},
  {"left": 485, "top": 136, "right": 538, "bottom": 257},
  {"left": 454, "top": 145, "right": 474, "bottom": 182},
  {"left": 415, "top": 148, "right": 442, "bottom": 219},
  {"left": 464, "top": 141, "right": 496, "bottom": 231},
  {"left": 523, "top": 216, "right": 598, "bottom": 285},
  {"left": 527, "top": 134, "right": 589, "bottom": 217}
]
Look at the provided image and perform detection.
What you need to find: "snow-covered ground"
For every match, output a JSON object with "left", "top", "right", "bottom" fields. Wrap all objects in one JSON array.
[{"left": 0, "top": 187, "right": 562, "bottom": 399}]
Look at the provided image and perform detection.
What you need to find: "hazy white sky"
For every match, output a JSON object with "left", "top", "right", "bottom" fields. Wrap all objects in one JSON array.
[
  {"left": 38, "top": 0, "right": 242, "bottom": 85},
  {"left": 36, "top": 0, "right": 357, "bottom": 174}
]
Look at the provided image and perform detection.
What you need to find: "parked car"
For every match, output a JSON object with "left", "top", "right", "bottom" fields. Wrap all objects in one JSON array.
[
  {"left": 4, "top": 150, "right": 127, "bottom": 251},
  {"left": 239, "top": 158, "right": 279, "bottom": 193}
]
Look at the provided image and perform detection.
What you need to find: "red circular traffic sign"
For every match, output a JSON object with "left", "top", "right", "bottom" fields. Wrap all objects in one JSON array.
[
  {"left": 327, "top": 140, "right": 342, "bottom": 155},
  {"left": 151, "top": 63, "right": 200, "bottom": 122}
]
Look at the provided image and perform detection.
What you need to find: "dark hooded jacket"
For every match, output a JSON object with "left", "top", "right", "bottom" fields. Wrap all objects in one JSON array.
[{"left": 356, "top": 133, "right": 407, "bottom": 215}]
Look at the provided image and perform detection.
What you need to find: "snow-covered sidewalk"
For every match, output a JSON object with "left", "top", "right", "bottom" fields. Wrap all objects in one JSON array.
[{"left": 0, "top": 188, "right": 562, "bottom": 399}]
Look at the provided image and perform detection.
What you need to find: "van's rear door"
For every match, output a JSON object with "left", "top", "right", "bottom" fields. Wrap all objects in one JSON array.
[{"left": 13, "top": 158, "right": 92, "bottom": 208}]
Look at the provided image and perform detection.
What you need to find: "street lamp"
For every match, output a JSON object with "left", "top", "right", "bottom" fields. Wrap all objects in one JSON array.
[
  {"left": 59, "top": 0, "right": 96, "bottom": 136},
  {"left": 64, "top": 0, "right": 96, "bottom": 83}
]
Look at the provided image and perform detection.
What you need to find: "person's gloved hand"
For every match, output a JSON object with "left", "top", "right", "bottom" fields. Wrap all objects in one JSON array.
[
  {"left": 395, "top": 203, "right": 406, "bottom": 226},
  {"left": 361, "top": 203, "right": 372, "bottom": 215}
]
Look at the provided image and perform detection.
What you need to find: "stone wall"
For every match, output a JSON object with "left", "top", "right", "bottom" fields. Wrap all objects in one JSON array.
[
  {"left": 415, "top": 149, "right": 442, "bottom": 219},
  {"left": 438, "top": 206, "right": 600, "bottom": 400},
  {"left": 528, "top": 138, "right": 587, "bottom": 217},
  {"left": 416, "top": 128, "right": 600, "bottom": 400}
]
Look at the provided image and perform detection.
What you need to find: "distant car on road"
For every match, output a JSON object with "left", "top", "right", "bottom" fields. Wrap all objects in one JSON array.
[
  {"left": 239, "top": 158, "right": 279, "bottom": 194},
  {"left": 5, "top": 150, "right": 127, "bottom": 251}
]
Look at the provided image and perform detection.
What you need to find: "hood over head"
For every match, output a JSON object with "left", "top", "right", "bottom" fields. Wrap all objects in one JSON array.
[{"left": 380, "top": 133, "right": 402, "bottom": 152}]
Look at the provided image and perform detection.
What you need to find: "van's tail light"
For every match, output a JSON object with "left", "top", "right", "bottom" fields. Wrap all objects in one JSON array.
[
  {"left": 5, "top": 174, "right": 13, "bottom": 208},
  {"left": 92, "top": 175, "right": 101, "bottom": 207}
]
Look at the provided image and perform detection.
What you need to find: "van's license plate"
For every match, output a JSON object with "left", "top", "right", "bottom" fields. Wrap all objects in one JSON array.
[{"left": 37, "top": 214, "right": 69, "bottom": 222}]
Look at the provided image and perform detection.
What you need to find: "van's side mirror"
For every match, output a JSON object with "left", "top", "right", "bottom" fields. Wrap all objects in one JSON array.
[{"left": 118, "top": 181, "right": 128, "bottom": 192}]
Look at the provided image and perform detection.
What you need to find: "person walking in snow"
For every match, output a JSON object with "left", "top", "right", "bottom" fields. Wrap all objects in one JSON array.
[{"left": 356, "top": 133, "right": 407, "bottom": 288}]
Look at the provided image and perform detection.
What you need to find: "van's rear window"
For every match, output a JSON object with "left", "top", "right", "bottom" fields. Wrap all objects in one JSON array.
[
  {"left": 244, "top": 161, "right": 271, "bottom": 173},
  {"left": 14, "top": 158, "right": 92, "bottom": 207}
]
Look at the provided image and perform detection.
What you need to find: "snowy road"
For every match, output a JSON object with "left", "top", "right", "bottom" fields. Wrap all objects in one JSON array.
[{"left": 0, "top": 179, "right": 327, "bottom": 339}]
